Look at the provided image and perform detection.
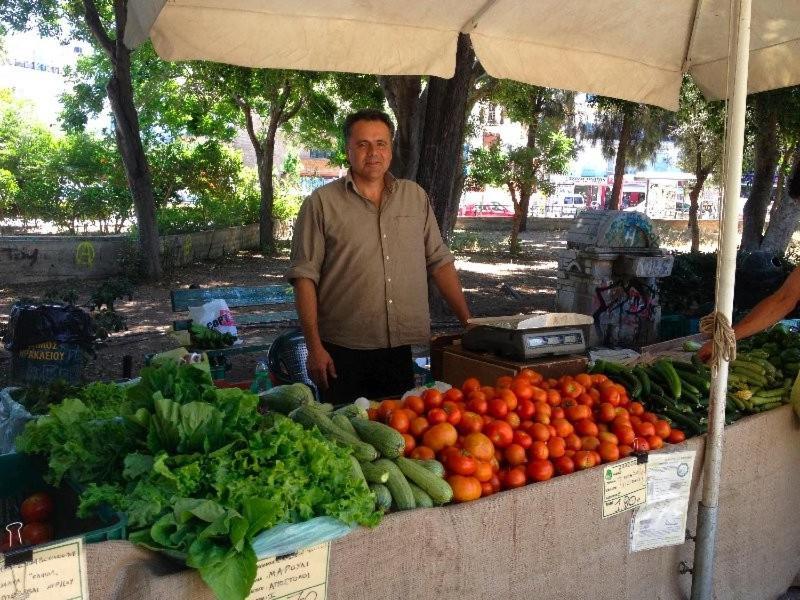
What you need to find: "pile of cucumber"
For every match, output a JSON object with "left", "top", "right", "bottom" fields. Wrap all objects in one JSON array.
[
  {"left": 260, "top": 389, "right": 453, "bottom": 512},
  {"left": 727, "top": 349, "right": 793, "bottom": 414},
  {"left": 738, "top": 325, "right": 800, "bottom": 380}
]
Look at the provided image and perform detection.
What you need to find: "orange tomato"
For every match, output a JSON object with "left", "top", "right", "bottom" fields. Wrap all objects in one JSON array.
[
  {"left": 573, "top": 450, "right": 594, "bottom": 470},
  {"left": 628, "top": 401, "right": 645, "bottom": 416},
  {"left": 457, "top": 411, "right": 484, "bottom": 435},
  {"left": 389, "top": 411, "right": 410, "bottom": 433},
  {"left": 667, "top": 429, "right": 686, "bottom": 444},
  {"left": 526, "top": 459, "right": 554, "bottom": 482},
  {"left": 647, "top": 435, "right": 664, "bottom": 450},
  {"left": 635, "top": 421, "right": 656, "bottom": 438},
  {"left": 588, "top": 387, "right": 601, "bottom": 401},
  {"left": 504, "top": 412, "right": 521, "bottom": 429},
  {"left": 528, "top": 422, "right": 551, "bottom": 442},
  {"left": 462, "top": 377, "right": 481, "bottom": 395},
  {"left": 410, "top": 416, "right": 430, "bottom": 438},
  {"left": 497, "top": 388, "right": 518, "bottom": 411},
  {"left": 564, "top": 433, "right": 582, "bottom": 452},
  {"left": 462, "top": 432, "right": 495, "bottom": 461},
  {"left": 640, "top": 411, "right": 658, "bottom": 424},
  {"left": 530, "top": 387, "right": 548, "bottom": 403},
  {"left": 496, "top": 375, "right": 514, "bottom": 389},
  {"left": 618, "top": 444, "right": 634, "bottom": 458},
  {"left": 504, "top": 443, "right": 528, "bottom": 466},
  {"left": 581, "top": 436, "right": 600, "bottom": 451},
  {"left": 574, "top": 418, "right": 598, "bottom": 437},
  {"left": 518, "top": 368, "right": 541, "bottom": 383},
  {"left": 504, "top": 466, "right": 528, "bottom": 489},
  {"left": 590, "top": 373, "right": 609, "bottom": 385},
  {"left": 614, "top": 424, "right": 636, "bottom": 446},
  {"left": 654, "top": 420, "right": 672, "bottom": 439},
  {"left": 448, "top": 475, "right": 482, "bottom": 502},
  {"left": 547, "top": 436, "right": 566, "bottom": 458},
  {"left": 552, "top": 418, "right": 574, "bottom": 438},
  {"left": 575, "top": 373, "right": 593, "bottom": 388},
  {"left": 510, "top": 380, "right": 534, "bottom": 402},
  {"left": 551, "top": 406, "right": 565, "bottom": 420},
  {"left": 474, "top": 461, "right": 493, "bottom": 483},
  {"left": 553, "top": 455, "right": 575, "bottom": 475},
  {"left": 598, "top": 431, "right": 619, "bottom": 445},
  {"left": 480, "top": 386, "right": 497, "bottom": 401},
  {"left": 564, "top": 404, "right": 591, "bottom": 422},
  {"left": 629, "top": 415, "right": 642, "bottom": 428},
  {"left": 546, "top": 389, "right": 562, "bottom": 406},
  {"left": 576, "top": 392, "right": 594, "bottom": 407},
  {"left": 600, "top": 386, "right": 621, "bottom": 406},
  {"left": 377, "top": 399, "right": 400, "bottom": 421},
  {"left": 410, "top": 446, "right": 435, "bottom": 460},
  {"left": 597, "top": 402, "right": 616, "bottom": 423},
  {"left": 528, "top": 440, "right": 549, "bottom": 461},
  {"left": 512, "top": 430, "right": 533, "bottom": 449},
  {"left": 422, "top": 423, "right": 458, "bottom": 452},
  {"left": 404, "top": 395, "right": 425, "bottom": 415},
  {"left": 597, "top": 441, "right": 620, "bottom": 463},
  {"left": 402, "top": 434, "right": 416, "bottom": 456}
]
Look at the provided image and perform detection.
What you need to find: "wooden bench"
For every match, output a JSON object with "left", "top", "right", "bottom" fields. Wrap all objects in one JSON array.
[{"left": 170, "top": 285, "right": 297, "bottom": 359}]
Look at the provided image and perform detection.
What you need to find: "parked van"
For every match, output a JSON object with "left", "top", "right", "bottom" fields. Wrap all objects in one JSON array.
[{"left": 545, "top": 194, "right": 586, "bottom": 217}]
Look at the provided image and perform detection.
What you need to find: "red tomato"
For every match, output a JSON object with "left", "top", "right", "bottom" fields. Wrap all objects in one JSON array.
[
  {"left": 597, "top": 441, "right": 620, "bottom": 463},
  {"left": 457, "top": 411, "right": 484, "bottom": 435},
  {"left": 497, "top": 388, "right": 518, "bottom": 411},
  {"left": 462, "top": 377, "right": 481, "bottom": 395},
  {"left": 654, "top": 420, "right": 672, "bottom": 439},
  {"left": 474, "top": 461, "right": 494, "bottom": 483},
  {"left": 528, "top": 440, "right": 549, "bottom": 461},
  {"left": 427, "top": 407, "right": 448, "bottom": 425},
  {"left": 410, "top": 446, "right": 435, "bottom": 460},
  {"left": 484, "top": 421, "right": 514, "bottom": 448},
  {"left": 553, "top": 455, "right": 575, "bottom": 475},
  {"left": 547, "top": 436, "right": 566, "bottom": 458},
  {"left": 402, "top": 434, "right": 416, "bottom": 456},
  {"left": 21, "top": 522, "right": 53, "bottom": 546},
  {"left": 526, "top": 459, "right": 555, "bottom": 482},
  {"left": 640, "top": 411, "right": 658, "bottom": 424},
  {"left": 445, "top": 451, "right": 478, "bottom": 476},
  {"left": 481, "top": 386, "right": 497, "bottom": 400},
  {"left": 443, "top": 387, "right": 464, "bottom": 403},
  {"left": 581, "top": 436, "right": 600, "bottom": 451},
  {"left": 512, "top": 430, "right": 533, "bottom": 449},
  {"left": 504, "top": 443, "right": 528, "bottom": 466},
  {"left": 504, "top": 412, "right": 521, "bottom": 429},
  {"left": 422, "top": 389, "right": 443, "bottom": 410},
  {"left": 389, "top": 411, "right": 410, "bottom": 433},
  {"left": 448, "top": 475, "right": 482, "bottom": 502},
  {"left": 510, "top": 380, "right": 534, "bottom": 402},
  {"left": 574, "top": 418, "right": 599, "bottom": 437},
  {"left": 467, "top": 393, "right": 488, "bottom": 415},
  {"left": 410, "top": 416, "right": 430, "bottom": 438},
  {"left": 667, "top": 429, "right": 686, "bottom": 444},
  {"left": 489, "top": 474, "right": 502, "bottom": 493},
  {"left": 597, "top": 402, "right": 616, "bottom": 423},
  {"left": 618, "top": 444, "right": 634, "bottom": 458},
  {"left": 517, "top": 399, "right": 535, "bottom": 420},
  {"left": 462, "top": 432, "right": 495, "bottom": 461},
  {"left": 442, "top": 401, "right": 462, "bottom": 426},
  {"left": 647, "top": 435, "right": 664, "bottom": 450},
  {"left": 488, "top": 398, "right": 509, "bottom": 419},
  {"left": 504, "top": 466, "right": 528, "bottom": 489},
  {"left": 404, "top": 395, "right": 425, "bottom": 415},
  {"left": 635, "top": 421, "right": 656, "bottom": 437},
  {"left": 20, "top": 493, "right": 54, "bottom": 524},
  {"left": 632, "top": 437, "right": 650, "bottom": 453},
  {"left": 573, "top": 450, "right": 595, "bottom": 470}
]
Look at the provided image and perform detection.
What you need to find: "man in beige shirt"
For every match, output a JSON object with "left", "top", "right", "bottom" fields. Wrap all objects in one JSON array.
[{"left": 287, "top": 109, "right": 471, "bottom": 403}]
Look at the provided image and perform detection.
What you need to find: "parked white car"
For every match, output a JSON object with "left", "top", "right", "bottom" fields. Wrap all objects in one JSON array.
[{"left": 545, "top": 194, "right": 586, "bottom": 217}]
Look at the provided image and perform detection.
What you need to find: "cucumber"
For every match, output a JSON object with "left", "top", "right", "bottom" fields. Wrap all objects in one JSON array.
[
  {"left": 359, "top": 460, "right": 390, "bottom": 484},
  {"left": 632, "top": 366, "right": 651, "bottom": 398},
  {"left": 334, "top": 403, "right": 368, "bottom": 420},
  {"left": 291, "top": 404, "right": 379, "bottom": 461},
  {"left": 409, "top": 483, "right": 434, "bottom": 508},
  {"left": 675, "top": 370, "right": 710, "bottom": 393},
  {"left": 731, "top": 359, "right": 766, "bottom": 375},
  {"left": 332, "top": 413, "right": 358, "bottom": 435},
  {"left": 661, "top": 408, "right": 703, "bottom": 436},
  {"left": 677, "top": 379, "right": 701, "bottom": 398},
  {"left": 349, "top": 456, "right": 368, "bottom": 488},
  {"left": 395, "top": 456, "right": 453, "bottom": 505},
  {"left": 754, "top": 401, "right": 782, "bottom": 412},
  {"left": 411, "top": 459, "right": 446, "bottom": 478},
  {"left": 350, "top": 418, "right": 406, "bottom": 459},
  {"left": 376, "top": 458, "right": 415, "bottom": 510},
  {"left": 369, "top": 483, "right": 392, "bottom": 511},
  {"left": 654, "top": 360, "right": 682, "bottom": 400}
]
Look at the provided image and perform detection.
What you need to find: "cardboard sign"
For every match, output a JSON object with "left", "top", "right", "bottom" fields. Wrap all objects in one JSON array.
[
  {"left": 0, "top": 537, "right": 89, "bottom": 600},
  {"left": 247, "top": 543, "right": 330, "bottom": 600},
  {"left": 602, "top": 457, "right": 647, "bottom": 518}
]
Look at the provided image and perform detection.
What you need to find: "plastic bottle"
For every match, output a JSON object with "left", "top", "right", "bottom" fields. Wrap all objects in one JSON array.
[{"left": 250, "top": 361, "right": 272, "bottom": 393}]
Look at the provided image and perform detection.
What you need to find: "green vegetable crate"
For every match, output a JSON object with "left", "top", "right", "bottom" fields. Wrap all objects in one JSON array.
[{"left": 0, "top": 452, "right": 126, "bottom": 545}]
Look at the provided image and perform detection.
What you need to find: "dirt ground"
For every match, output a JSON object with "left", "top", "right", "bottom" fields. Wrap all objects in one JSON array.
[{"left": 0, "top": 229, "right": 565, "bottom": 385}]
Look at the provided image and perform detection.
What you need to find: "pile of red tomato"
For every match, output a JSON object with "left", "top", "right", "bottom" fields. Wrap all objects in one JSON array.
[{"left": 368, "top": 369, "right": 686, "bottom": 503}]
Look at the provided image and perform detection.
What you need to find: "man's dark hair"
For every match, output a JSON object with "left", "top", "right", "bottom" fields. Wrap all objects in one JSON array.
[{"left": 343, "top": 109, "right": 395, "bottom": 144}]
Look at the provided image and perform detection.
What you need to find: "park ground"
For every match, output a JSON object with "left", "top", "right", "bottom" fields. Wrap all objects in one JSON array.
[{"left": 0, "top": 225, "right": 719, "bottom": 385}]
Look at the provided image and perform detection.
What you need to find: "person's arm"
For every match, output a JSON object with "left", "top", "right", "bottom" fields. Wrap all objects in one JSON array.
[
  {"left": 699, "top": 267, "right": 800, "bottom": 360},
  {"left": 431, "top": 262, "right": 471, "bottom": 326},
  {"left": 293, "top": 277, "right": 336, "bottom": 390}
]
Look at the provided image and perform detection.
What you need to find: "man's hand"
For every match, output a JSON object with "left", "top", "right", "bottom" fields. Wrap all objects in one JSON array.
[
  {"left": 698, "top": 340, "right": 713, "bottom": 362},
  {"left": 307, "top": 345, "right": 337, "bottom": 390}
]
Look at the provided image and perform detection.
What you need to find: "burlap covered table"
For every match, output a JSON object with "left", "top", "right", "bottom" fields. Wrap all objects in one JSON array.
[{"left": 86, "top": 405, "right": 800, "bottom": 600}]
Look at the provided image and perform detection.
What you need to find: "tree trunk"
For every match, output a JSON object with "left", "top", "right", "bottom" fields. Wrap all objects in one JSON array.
[
  {"left": 518, "top": 119, "right": 538, "bottom": 232},
  {"left": 508, "top": 184, "right": 522, "bottom": 254},
  {"left": 106, "top": 47, "right": 162, "bottom": 279},
  {"left": 416, "top": 34, "right": 476, "bottom": 241},
  {"left": 770, "top": 143, "right": 794, "bottom": 222},
  {"left": 688, "top": 170, "right": 710, "bottom": 254},
  {"left": 760, "top": 146, "right": 800, "bottom": 255},
  {"left": 741, "top": 97, "right": 780, "bottom": 251},
  {"left": 380, "top": 76, "right": 425, "bottom": 180},
  {"left": 609, "top": 111, "right": 631, "bottom": 210}
]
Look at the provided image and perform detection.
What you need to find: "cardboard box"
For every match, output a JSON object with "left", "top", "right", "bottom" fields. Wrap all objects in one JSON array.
[{"left": 433, "top": 339, "right": 588, "bottom": 386}]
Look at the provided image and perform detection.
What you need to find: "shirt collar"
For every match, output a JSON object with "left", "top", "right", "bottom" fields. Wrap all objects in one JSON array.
[{"left": 345, "top": 169, "right": 398, "bottom": 197}]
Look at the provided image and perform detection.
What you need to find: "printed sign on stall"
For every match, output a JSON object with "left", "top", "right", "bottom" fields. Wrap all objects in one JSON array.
[
  {"left": 602, "top": 457, "right": 648, "bottom": 518},
  {"left": 0, "top": 537, "right": 89, "bottom": 600},
  {"left": 247, "top": 542, "right": 330, "bottom": 600}
]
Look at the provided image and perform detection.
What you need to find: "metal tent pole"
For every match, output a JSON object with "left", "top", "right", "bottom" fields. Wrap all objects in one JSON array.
[{"left": 690, "top": 0, "right": 751, "bottom": 598}]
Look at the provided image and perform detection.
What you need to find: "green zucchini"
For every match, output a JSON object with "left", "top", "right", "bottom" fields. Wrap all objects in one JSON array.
[
  {"left": 369, "top": 483, "right": 392, "bottom": 511},
  {"left": 291, "top": 404, "right": 378, "bottom": 461},
  {"left": 349, "top": 456, "right": 368, "bottom": 488},
  {"left": 359, "top": 460, "right": 390, "bottom": 484},
  {"left": 350, "top": 418, "right": 406, "bottom": 458},
  {"left": 395, "top": 456, "right": 453, "bottom": 505},
  {"left": 409, "top": 483, "right": 434, "bottom": 508},
  {"left": 376, "top": 458, "right": 415, "bottom": 510},
  {"left": 411, "top": 459, "right": 446, "bottom": 478}
]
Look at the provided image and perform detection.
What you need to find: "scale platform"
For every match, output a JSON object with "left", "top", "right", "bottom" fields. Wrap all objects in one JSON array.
[{"left": 462, "top": 313, "right": 594, "bottom": 362}]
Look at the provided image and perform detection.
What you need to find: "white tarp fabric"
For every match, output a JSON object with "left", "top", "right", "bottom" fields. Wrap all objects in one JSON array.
[{"left": 126, "top": 0, "right": 800, "bottom": 110}]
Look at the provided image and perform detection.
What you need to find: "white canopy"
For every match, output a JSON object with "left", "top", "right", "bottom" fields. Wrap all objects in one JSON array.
[{"left": 126, "top": 0, "right": 800, "bottom": 110}]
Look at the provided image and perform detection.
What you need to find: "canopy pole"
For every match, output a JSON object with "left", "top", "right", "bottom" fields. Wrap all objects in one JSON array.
[{"left": 690, "top": 0, "right": 751, "bottom": 599}]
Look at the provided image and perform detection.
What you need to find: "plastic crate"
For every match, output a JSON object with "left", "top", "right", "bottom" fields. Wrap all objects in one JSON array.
[
  {"left": 0, "top": 452, "right": 126, "bottom": 546},
  {"left": 659, "top": 314, "right": 700, "bottom": 341}
]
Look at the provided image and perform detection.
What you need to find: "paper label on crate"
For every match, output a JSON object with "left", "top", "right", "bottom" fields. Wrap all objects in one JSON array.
[
  {"left": 630, "top": 451, "right": 696, "bottom": 552},
  {"left": 0, "top": 536, "right": 89, "bottom": 600},
  {"left": 602, "top": 457, "right": 647, "bottom": 518},
  {"left": 247, "top": 542, "right": 330, "bottom": 600}
]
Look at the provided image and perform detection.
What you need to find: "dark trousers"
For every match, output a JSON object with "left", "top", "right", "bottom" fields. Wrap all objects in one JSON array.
[{"left": 321, "top": 342, "right": 414, "bottom": 405}]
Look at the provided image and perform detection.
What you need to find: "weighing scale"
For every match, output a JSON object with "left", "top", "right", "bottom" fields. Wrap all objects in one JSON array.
[{"left": 461, "top": 313, "right": 594, "bottom": 362}]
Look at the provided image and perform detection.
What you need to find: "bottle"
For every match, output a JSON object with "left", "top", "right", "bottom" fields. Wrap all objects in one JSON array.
[{"left": 250, "top": 361, "right": 272, "bottom": 394}]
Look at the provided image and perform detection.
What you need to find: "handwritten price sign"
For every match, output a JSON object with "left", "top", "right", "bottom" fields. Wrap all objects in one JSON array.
[
  {"left": 602, "top": 458, "right": 647, "bottom": 519},
  {"left": 247, "top": 543, "right": 330, "bottom": 600},
  {"left": 0, "top": 537, "right": 89, "bottom": 600}
]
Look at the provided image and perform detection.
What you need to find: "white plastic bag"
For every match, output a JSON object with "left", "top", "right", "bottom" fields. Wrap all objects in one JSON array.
[{"left": 188, "top": 299, "right": 238, "bottom": 338}]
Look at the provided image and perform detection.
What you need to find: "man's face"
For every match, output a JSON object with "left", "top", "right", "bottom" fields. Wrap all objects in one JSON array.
[{"left": 346, "top": 119, "right": 392, "bottom": 182}]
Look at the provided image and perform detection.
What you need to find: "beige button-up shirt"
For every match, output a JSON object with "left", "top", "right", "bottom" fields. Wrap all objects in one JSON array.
[{"left": 286, "top": 171, "right": 454, "bottom": 349}]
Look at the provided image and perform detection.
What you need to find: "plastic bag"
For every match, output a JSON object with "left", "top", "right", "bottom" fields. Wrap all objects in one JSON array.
[
  {"left": 0, "top": 387, "right": 33, "bottom": 455},
  {"left": 3, "top": 303, "right": 95, "bottom": 353},
  {"left": 188, "top": 299, "right": 238, "bottom": 338},
  {"left": 251, "top": 516, "right": 352, "bottom": 559},
  {"left": 401, "top": 380, "right": 452, "bottom": 400}
]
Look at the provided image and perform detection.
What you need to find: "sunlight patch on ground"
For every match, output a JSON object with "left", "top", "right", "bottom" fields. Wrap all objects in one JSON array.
[{"left": 455, "top": 259, "right": 557, "bottom": 275}]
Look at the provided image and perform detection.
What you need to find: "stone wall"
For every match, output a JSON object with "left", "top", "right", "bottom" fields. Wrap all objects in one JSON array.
[
  {"left": 0, "top": 221, "right": 294, "bottom": 284},
  {"left": 455, "top": 216, "right": 736, "bottom": 235}
]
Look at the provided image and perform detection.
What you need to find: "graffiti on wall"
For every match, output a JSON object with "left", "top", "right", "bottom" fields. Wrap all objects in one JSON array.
[
  {"left": 592, "top": 279, "right": 657, "bottom": 345},
  {"left": 75, "top": 241, "right": 96, "bottom": 268},
  {"left": 0, "top": 246, "right": 39, "bottom": 266}
]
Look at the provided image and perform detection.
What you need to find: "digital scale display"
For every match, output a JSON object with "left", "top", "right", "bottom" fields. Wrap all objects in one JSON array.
[{"left": 526, "top": 333, "right": 582, "bottom": 348}]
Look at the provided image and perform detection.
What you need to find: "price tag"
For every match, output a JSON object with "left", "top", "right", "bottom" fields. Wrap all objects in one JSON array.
[
  {"left": 247, "top": 543, "right": 330, "bottom": 600},
  {"left": 602, "top": 457, "right": 647, "bottom": 518},
  {"left": 0, "top": 537, "right": 89, "bottom": 600}
]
